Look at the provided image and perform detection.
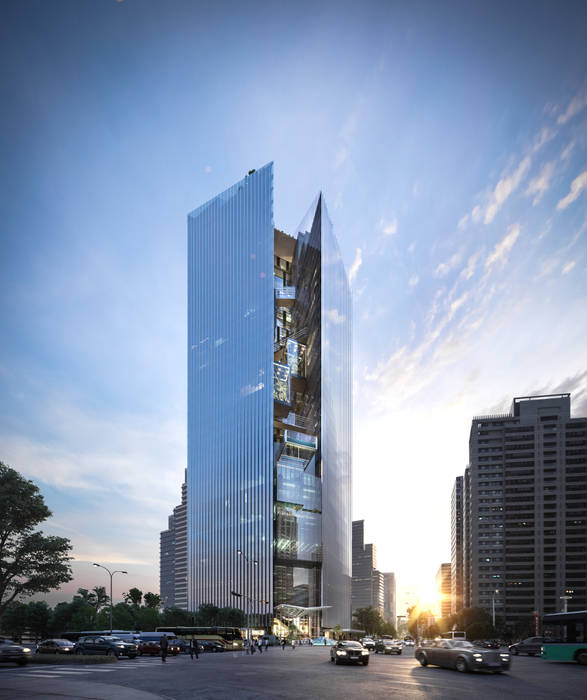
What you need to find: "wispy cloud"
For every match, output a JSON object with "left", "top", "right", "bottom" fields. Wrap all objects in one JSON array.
[
  {"left": 557, "top": 170, "right": 587, "bottom": 210},
  {"left": 408, "top": 274, "right": 419, "bottom": 288},
  {"left": 485, "top": 223, "right": 521, "bottom": 269},
  {"left": 324, "top": 308, "right": 346, "bottom": 325},
  {"left": 434, "top": 252, "right": 462, "bottom": 278},
  {"left": 460, "top": 252, "right": 480, "bottom": 280},
  {"left": 525, "top": 161, "right": 555, "bottom": 206},
  {"left": 561, "top": 140, "right": 576, "bottom": 161},
  {"left": 557, "top": 84, "right": 587, "bottom": 125},
  {"left": 380, "top": 216, "right": 398, "bottom": 236},
  {"left": 562, "top": 260, "right": 576, "bottom": 275},
  {"left": 348, "top": 247, "right": 362, "bottom": 285},
  {"left": 484, "top": 157, "right": 531, "bottom": 224}
]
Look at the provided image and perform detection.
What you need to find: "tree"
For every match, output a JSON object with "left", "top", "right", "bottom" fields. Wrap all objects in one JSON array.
[
  {"left": 91, "top": 586, "right": 109, "bottom": 612},
  {"left": 123, "top": 588, "right": 143, "bottom": 608},
  {"left": 332, "top": 624, "right": 343, "bottom": 640},
  {"left": 196, "top": 603, "right": 219, "bottom": 625},
  {"left": 0, "top": 463, "right": 73, "bottom": 624},
  {"left": 26, "top": 601, "right": 51, "bottom": 641},
  {"left": 0, "top": 601, "right": 27, "bottom": 639},
  {"left": 381, "top": 621, "right": 397, "bottom": 637},
  {"left": 143, "top": 592, "right": 161, "bottom": 609},
  {"left": 466, "top": 621, "right": 494, "bottom": 640},
  {"left": 352, "top": 606, "right": 383, "bottom": 636},
  {"left": 160, "top": 606, "right": 192, "bottom": 627}
]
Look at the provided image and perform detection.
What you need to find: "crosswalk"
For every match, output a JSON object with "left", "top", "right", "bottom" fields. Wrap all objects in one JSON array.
[{"left": 0, "top": 657, "right": 161, "bottom": 679}]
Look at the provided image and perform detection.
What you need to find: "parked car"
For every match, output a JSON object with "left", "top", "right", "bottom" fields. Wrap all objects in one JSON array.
[
  {"left": 0, "top": 637, "right": 33, "bottom": 666},
  {"left": 199, "top": 640, "right": 225, "bottom": 653},
  {"left": 138, "top": 640, "right": 160, "bottom": 656},
  {"left": 360, "top": 637, "right": 375, "bottom": 651},
  {"left": 75, "top": 635, "right": 138, "bottom": 658},
  {"left": 416, "top": 639, "right": 511, "bottom": 673},
  {"left": 330, "top": 640, "right": 370, "bottom": 666},
  {"left": 375, "top": 639, "right": 402, "bottom": 655},
  {"left": 509, "top": 637, "right": 544, "bottom": 656},
  {"left": 36, "top": 639, "right": 76, "bottom": 654}
]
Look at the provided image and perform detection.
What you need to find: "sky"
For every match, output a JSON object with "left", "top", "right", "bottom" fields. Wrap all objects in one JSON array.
[{"left": 1, "top": 0, "right": 586, "bottom": 617}]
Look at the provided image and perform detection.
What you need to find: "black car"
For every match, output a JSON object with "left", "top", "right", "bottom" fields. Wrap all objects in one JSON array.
[
  {"left": 472, "top": 639, "right": 501, "bottom": 649},
  {"left": 375, "top": 639, "right": 402, "bottom": 655},
  {"left": 508, "top": 637, "right": 544, "bottom": 656},
  {"left": 0, "top": 637, "right": 33, "bottom": 666},
  {"left": 330, "top": 641, "right": 370, "bottom": 666},
  {"left": 36, "top": 639, "right": 76, "bottom": 654},
  {"left": 75, "top": 635, "right": 138, "bottom": 658},
  {"left": 415, "top": 639, "right": 511, "bottom": 673},
  {"left": 199, "top": 640, "right": 224, "bottom": 653}
]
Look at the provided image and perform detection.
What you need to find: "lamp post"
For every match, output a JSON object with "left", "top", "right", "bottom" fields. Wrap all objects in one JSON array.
[
  {"left": 492, "top": 589, "right": 499, "bottom": 628},
  {"left": 236, "top": 549, "right": 258, "bottom": 647},
  {"left": 560, "top": 594, "right": 572, "bottom": 613},
  {"left": 92, "top": 563, "right": 127, "bottom": 635}
]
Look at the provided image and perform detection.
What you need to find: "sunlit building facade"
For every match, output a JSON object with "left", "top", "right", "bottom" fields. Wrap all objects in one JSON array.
[
  {"left": 436, "top": 563, "right": 451, "bottom": 619},
  {"left": 450, "top": 475, "right": 464, "bottom": 614},
  {"left": 187, "top": 163, "right": 352, "bottom": 631}
]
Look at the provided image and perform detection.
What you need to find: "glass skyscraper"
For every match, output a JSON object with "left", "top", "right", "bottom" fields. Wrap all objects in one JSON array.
[{"left": 187, "top": 163, "right": 351, "bottom": 632}]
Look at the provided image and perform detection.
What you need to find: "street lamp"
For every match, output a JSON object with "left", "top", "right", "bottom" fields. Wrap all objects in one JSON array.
[
  {"left": 560, "top": 594, "right": 572, "bottom": 613},
  {"left": 236, "top": 549, "right": 258, "bottom": 647},
  {"left": 92, "top": 563, "right": 127, "bottom": 635}
]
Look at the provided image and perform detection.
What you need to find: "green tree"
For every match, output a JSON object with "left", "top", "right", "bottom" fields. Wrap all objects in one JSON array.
[
  {"left": 74, "top": 588, "right": 96, "bottom": 606},
  {"left": 136, "top": 606, "right": 160, "bottom": 631},
  {"left": 0, "top": 463, "right": 73, "bottom": 624},
  {"left": 332, "top": 624, "right": 343, "bottom": 640},
  {"left": 0, "top": 601, "right": 27, "bottom": 639},
  {"left": 160, "top": 606, "right": 192, "bottom": 626},
  {"left": 123, "top": 588, "right": 143, "bottom": 608},
  {"left": 217, "top": 606, "right": 245, "bottom": 627},
  {"left": 287, "top": 622, "right": 298, "bottom": 640},
  {"left": 381, "top": 621, "right": 397, "bottom": 637},
  {"left": 91, "top": 586, "right": 109, "bottom": 612},
  {"left": 25, "top": 601, "right": 51, "bottom": 640},
  {"left": 352, "top": 606, "right": 383, "bottom": 636},
  {"left": 195, "top": 603, "right": 219, "bottom": 625},
  {"left": 143, "top": 592, "right": 161, "bottom": 609},
  {"left": 466, "top": 621, "right": 495, "bottom": 640}
]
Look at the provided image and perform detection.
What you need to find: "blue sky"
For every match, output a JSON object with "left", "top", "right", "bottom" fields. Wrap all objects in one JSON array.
[{"left": 1, "top": 0, "right": 586, "bottom": 614}]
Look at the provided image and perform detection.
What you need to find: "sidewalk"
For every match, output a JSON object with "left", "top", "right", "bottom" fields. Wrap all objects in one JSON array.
[{"left": 0, "top": 677, "right": 173, "bottom": 700}]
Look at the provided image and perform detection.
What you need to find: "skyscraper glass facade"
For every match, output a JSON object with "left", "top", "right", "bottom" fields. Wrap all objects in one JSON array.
[{"left": 187, "top": 164, "right": 351, "bottom": 630}]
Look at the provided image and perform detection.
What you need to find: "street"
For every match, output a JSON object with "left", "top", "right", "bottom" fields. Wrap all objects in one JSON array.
[{"left": 0, "top": 646, "right": 585, "bottom": 699}]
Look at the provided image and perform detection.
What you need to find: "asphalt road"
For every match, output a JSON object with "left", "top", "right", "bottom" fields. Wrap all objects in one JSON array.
[{"left": 0, "top": 646, "right": 585, "bottom": 699}]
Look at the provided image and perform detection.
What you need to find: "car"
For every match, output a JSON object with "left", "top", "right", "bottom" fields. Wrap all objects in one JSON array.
[
  {"left": 360, "top": 637, "right": 375, "bottom": 651},
  {"left": 75, "top": 635, "right": 138, "bottom": 658},
  {"left": 415, "top": 639, "right": 511, "bottom": 673},
  {"left": 403, "top": 638, "right": 415, "bottom": 647},
  {"left": 375, "top": 639, "right": 402, "bottom": 655},
  {"left": 138, "top": 640, "right": 161, "bottom": 656},
  {"left": 330, "top": 640, "right": 370, "bottom": 666},
  {"left": 36, "top": 639, "right": 76, "bottom": 654},
  {"left": 199, "top": 640, "right": 225, "bottom": 653},
  {"left": 0, "top": 637, "right": 33, "bottom": 666},
  {"left": 473, "top": 639, "right": 501, "bottom": 649},
  {"left": 508, "top": 637, "right": 544, "bottom": 656}
]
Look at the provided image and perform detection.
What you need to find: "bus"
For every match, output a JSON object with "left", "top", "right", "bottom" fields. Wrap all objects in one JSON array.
[
  {"left": 541, "top": 611, "right": 587, "bottom": 665},
  {"left": 155, "top": 626, "right": 243, "bottom": 651}
]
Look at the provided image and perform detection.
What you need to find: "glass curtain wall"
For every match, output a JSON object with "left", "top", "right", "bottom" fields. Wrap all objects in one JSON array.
[{"left": 187, "top": 164, "right": 274, "bottom": 623}]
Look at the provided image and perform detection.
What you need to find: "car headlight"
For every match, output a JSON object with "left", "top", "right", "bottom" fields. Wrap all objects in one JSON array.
[
  {"left": 336, "top": 650, "right": 347, "bottom": 655},
  {"left": 500, "top": 654, "right": 510, "bottom": 659},
  {"left": 361, "top": 650, "right": 369, "bottom": 655},
  {"left": 22, "top": 648, "right": 31, "bottom": 653},
  {"left": 473, "top": 653, "right": 483, "bottom": 661}
]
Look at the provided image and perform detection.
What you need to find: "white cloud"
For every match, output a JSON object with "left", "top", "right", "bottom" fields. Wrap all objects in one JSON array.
[
  {"left": 562, "top": 260, "right": 576, "bottom": 275},
  {"left": 485, "top": 223, "right": 521, "bottom": 269},
  {"left": 560, "top": 140, "right": 576, "bottom": 161},
  {"left": 434, "top": 252, "right": 462, "bottom": 278},
  {"left": 557, "top": 86, "right": 587, "bottom": 125},
  {"left": 348, "top": 248, "right": 362, "bottom": 285},
  {"left": 204, "top": 165, "right": 212, "bottom": 173},
  {"left": 448, "top": 291, "right": 469, "bottom": 320},
  {"left": 457, "top": 213, "right": 469, "bottom": 230},
  {"left": 525, "top": 161, "right": 555, "bottom": 206},
  {"left": 484, "top": 157, "right": 531, "bottom": 224},
  {"left": 324, "top": 308, "right": 346, "bottom": 325},
  {"left": 408, "top": 274, "right": 419, "bottom": 288},
  {"left": 471, "top": 205, "right": 482, "bottom": 223},
  {"left": 530, "top": 127, "right": 556, "bottom": 154},
  {"left": 380, "top": 216, "right": 398, "bottom": 236},
  {"left": 408, "top": 241, "right": 416, "bottom": 254},
  {"left": 557, "top": 170, "right": 587, "bottom": 211},
  {"left": 461, "top": 252, "right": 480, "bottom": 280}
]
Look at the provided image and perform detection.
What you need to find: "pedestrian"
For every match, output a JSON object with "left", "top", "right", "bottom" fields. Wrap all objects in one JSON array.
[
  {"left": 189, "top": 639, "right": 199, "bottom": 660},
  {"left": 160, "top": 634, "right": 168, "bottom": 663},
  {"left": 281, "top": 638, "right": 286, "bottom": 651},
  {"left": 264, "top": 638, "right": 269, "bottom": 652},
  {"left": 291, "top": 638, "right": 295, "bottom": 650},
  {"left": 250, "top": 638, "right": 256, "bottom": 654},
  {"left": 256, "top": 638, "right": 262, "bottom": 654}
]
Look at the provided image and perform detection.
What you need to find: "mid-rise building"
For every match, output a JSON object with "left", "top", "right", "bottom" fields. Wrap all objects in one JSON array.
[
  {"left": 160, "top": 474, "right": 187, "bottom": 609},
  {"left": 450, "top": 475, "right": 464, "bottom": 614},
  {"left": 383, "top": 572, "right": 396, "bottom": 626},
  {"left": 462, "top": 393, "right": 586, "bottom": 628},
  {"left": 352, "top": 520, "right": 384, "bottom": 616},
  {"left": 186, "top": 164, "right": 352, "bottom": 633},
  {"left": 436, "top": 563, "right": 451, "bottom": 619}
]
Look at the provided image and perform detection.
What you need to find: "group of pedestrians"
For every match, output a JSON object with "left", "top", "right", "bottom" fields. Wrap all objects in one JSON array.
[{"left": 245, "top": 637, "right": 270, "bottom": 654}]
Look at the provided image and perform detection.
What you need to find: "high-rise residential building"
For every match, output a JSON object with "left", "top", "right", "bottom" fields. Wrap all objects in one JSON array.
[
  {"left": 462, "top": 393, "right": 586, "bottom": 628},
  {"left": 186, "top": 164, "right": 352, "bottom": 633},
  {"left": 436, "top": 563, "right": 451, "bottom": 619},
  {"left": 352, "top": 520, "right": 384, "bottom": 617},
  {"left": 451, "top": 475, "right": 464, "bottom": 614},
  {"left": 160, "top": 474, "right": 188, "bottom": 609},
  {"left": 383, "top": 572, "right": 396, "bottom": 626}
]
